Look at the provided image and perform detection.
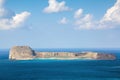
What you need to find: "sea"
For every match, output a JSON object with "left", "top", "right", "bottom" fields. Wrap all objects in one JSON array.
[{"left": 0, "top": 48, "right": 120, "bottom": 80}]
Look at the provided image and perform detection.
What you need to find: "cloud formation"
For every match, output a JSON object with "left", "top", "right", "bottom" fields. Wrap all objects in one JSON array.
[
  {"left": 0, "top": 0, "right": 31, "bottom": 30},
  {"left": 74, "top": 9, "right": 83, "bottom": 19},
  {"left": 59, "top": 17, "right": 68, "bottom": 24},
  {"left": 43, "top": 0, "right": 70, "bottom": 13},
  {"left": 74, "top": 0, "right": 120, "bottom": 30},
  {"left": 74, "top": 10, "right": 94, "bottom": 30},
  {"left": 100, "top": 0, "right": 120, "bottom": 29},
  {"left": 0, "top": 12, "right": 30, "bottom": 30}
]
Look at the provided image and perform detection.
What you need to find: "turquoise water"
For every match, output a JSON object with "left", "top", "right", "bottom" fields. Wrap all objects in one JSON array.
[{"left": 0, "top": 49, "right": 120, "bottom": 80}]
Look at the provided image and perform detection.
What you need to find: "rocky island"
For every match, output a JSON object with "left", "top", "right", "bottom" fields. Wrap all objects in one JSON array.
[{"left": 9, "top": 46, "right": 116, "bottom": 60}]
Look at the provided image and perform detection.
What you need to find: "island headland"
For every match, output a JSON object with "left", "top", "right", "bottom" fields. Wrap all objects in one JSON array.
[{"left": 9, "top": 46, "right": 116, "bottom": 60}]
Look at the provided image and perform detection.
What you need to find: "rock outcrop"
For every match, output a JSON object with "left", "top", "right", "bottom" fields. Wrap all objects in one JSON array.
[
  {"left": 9, "top": 46, "right": 35, "bottom": 60},
  {"left": 9, "top": 46, "right": 116, "bottom": 60}
]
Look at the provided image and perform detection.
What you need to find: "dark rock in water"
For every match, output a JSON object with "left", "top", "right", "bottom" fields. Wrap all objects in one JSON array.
[{"left": 9, "top": 46, "right": 116, "bottom": 60}]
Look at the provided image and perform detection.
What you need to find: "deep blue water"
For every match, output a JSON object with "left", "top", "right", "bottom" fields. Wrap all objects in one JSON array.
[{"left": 0, "top": 49, "right": 120, "bottom": 80}]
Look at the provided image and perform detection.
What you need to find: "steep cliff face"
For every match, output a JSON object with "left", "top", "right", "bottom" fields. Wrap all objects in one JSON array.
[
  {"left": 9, "top": 46, "right": 35, "bottom": 60},
  {"left": 9, "top": 46, "right": 116, "bottom": 60}
]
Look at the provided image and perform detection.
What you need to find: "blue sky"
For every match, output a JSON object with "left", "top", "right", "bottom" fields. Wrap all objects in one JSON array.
[{"left": 0, "top": 0, "right": 120, "bottom": 49}]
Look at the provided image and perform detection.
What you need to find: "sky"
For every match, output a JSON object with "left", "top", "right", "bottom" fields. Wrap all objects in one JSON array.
[{"left": 0, "top": 0, "right": 120, "bottom": 49}]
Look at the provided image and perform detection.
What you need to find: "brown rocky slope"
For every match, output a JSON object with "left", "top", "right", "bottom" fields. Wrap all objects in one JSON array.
[{"left": 9, "top": 46, "right": 116, "bottom": 60}]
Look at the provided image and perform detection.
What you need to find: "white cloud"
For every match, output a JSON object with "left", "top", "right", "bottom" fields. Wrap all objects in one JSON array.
[
  {"left": 0, "top": 0, "right": 31, "bottom": 30},
  {"left": 75, "top": 14, "right": 95, "bottom": 30},
  {"left": 74, "top": 9, "right": 83, "bottom": 19},
  {"left": 0, "top": 12, "right": 30, "bottom": 30},
  {"left": 74, "top": 8, "right": 96, "bottom": 30},
  {"left": 74, "top": 0, "right": 120, "bottom": 30},
  {"left": 59, "top": 17, "right": 68, "bottom": 24},
  {"left": 12, "top": 12, "right": 30, "bottom": 27},
  {"left": 43, "top": 0, "right": 70, "bottom": 13},
  {"left": 100, "top": 0, "right": 120, "bottom": 29}
]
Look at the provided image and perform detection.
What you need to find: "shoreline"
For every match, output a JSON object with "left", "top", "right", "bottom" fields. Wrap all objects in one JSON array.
[{"left": 12, "top": 57, "right": 111, "bottom": 61}]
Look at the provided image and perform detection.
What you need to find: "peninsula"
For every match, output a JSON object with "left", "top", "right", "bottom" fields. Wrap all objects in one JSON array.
[{"left": 9, "top": 46, "right": 116, "bottom": 60}]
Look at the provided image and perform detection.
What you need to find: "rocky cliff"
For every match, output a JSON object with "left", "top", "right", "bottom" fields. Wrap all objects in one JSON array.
[
  {"left": 9, "top": 46, "right": 116, "bottom": 60},
  {"left": 9, "top": 46, "right": 35, "bottom": 60}
]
